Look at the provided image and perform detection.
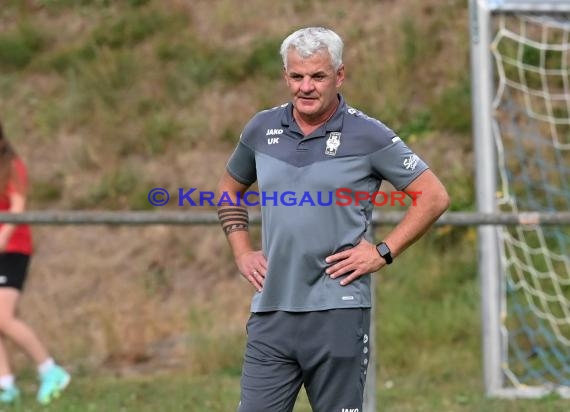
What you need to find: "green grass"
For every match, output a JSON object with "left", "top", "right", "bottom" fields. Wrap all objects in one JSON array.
[
  {"left": 5, "top": 369, "right": 569, "bottom": 412},
  {"left": 3, "top": 372, "right": 309, "bottom": 412}
]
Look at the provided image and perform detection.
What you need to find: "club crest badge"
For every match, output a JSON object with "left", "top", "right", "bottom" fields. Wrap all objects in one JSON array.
[{"left": 325, "top": 132, "right": 341, "bottom": 156}]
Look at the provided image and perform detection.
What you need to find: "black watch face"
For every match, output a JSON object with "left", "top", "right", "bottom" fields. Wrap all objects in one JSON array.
[
  {"left": 378, "top": 243, "right": 389, "bottom": 256},
  {"left": 377, "top": 243, "right": 392, "bottom": 264}
]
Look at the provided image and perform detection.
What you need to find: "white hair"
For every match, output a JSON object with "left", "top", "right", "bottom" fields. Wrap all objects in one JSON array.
[{"left": 280, "top": 27, "right": 344, "bottom": 71}]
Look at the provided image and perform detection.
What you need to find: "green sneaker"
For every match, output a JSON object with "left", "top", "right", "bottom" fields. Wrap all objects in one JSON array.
[
  {"left": 0, "top": 385, "right": 20, "bottom": 404},
  {"left": 37, "top": 365, "right": 70, "bottom": 405}
]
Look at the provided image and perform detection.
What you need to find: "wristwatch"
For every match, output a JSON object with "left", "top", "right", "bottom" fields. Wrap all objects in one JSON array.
[{"left": 376, "top": 242, "right": 393, "bottom": 264}]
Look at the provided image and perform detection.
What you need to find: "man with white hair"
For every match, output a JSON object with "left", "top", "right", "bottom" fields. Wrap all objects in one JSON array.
[{"left": 217, "top": 26, "right": 450, "bottom": 412}]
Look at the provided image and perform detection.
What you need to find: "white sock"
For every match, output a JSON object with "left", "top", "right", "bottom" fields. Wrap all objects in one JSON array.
[
  {"left": 38, "top": 358, "right": 55, "bottom": 375},
  {"left": 0, "top": 375, "right": 15, "bottom": 389}
]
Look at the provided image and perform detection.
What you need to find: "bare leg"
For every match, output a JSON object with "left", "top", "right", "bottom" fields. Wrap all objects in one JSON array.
[
  {"left": 0, "top": 336, "right": 11, "bottom": 376},
  {"left": 0, "top": 289, "right": 50, "bottom": 366}
]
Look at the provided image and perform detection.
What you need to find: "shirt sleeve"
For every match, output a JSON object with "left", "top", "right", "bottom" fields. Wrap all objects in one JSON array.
[
  {"left": 226, "top": 141, "right": 257, "bottom": 186},
  {"left": 369, "top": 138, "right": 429, "bottom": 190}
]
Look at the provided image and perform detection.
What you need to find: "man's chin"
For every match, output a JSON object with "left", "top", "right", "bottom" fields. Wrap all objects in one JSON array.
[{"left": 296, "top": 103, "right": 319, "bottom": 116}]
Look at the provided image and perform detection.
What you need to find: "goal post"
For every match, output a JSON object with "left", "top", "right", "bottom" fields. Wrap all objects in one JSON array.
[
  {"left": 487, "top": 0, "right": 570, "bottom": 12},
  {"left": 470, "top": 0, "right": 570, "bottom": 398}
]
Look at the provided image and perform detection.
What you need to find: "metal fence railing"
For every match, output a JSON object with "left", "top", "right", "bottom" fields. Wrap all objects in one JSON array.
[{"left": 1, "top": 211, "right": 569, "bottom": 225}]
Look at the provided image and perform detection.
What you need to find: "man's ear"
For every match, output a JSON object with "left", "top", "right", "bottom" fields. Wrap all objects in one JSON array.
[
  {"left": 282, "top": 67, "right": 288, "bottom": 84},
  {"left": 336, "top": 64, "right": 345, "bottom": 88}
]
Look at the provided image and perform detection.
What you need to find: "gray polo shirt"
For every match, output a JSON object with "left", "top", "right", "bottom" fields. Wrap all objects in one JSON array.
[{"left": 227, "top": 95, "right": 428, "bottom": 313}]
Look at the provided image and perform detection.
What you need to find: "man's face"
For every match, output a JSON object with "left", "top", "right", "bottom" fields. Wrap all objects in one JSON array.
[{"left": 284, "top": 49, "right": 344, "bottom": 122}]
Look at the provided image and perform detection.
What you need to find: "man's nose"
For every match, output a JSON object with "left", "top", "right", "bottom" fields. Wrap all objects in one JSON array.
[{"left": 300, "top": 76, "right": 315, "bottom": 92}]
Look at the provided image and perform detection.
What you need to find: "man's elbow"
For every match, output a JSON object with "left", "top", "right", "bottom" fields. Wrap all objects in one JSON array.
[
  {"left": 216, "top": 175, "right": 231, "bottom": 200},
  {"left": 435, "top": 187, "right": 451, "bottom": 214}
]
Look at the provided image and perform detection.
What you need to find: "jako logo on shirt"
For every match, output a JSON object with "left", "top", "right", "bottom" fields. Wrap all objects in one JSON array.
[
  {"left": 341, "top": 409, "right": 359, "bottom": 412},
  {"left": 266, "top": 128, "right": 283, "bottom": 135}
]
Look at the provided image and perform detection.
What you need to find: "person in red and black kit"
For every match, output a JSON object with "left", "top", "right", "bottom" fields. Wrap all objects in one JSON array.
[{"left": 0, "top": 121, "right": 70, "bottom": 405}]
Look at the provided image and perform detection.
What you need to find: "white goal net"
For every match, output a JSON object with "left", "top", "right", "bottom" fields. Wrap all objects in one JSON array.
[{"left": 490, "top": 11, "right": 570, "bottom": 393}]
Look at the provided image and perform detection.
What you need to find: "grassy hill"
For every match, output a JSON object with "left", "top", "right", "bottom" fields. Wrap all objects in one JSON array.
[
  {"left": 1, "top": 0, "right": 473, "bottom": 210},
  {"left": 5, "top": 1, "right": 559, "bottom": 411}
]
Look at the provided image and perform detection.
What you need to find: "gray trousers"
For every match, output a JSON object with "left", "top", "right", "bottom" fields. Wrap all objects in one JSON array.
[{"left": 238, "top": 308, "right": 371, "bottom": 412}]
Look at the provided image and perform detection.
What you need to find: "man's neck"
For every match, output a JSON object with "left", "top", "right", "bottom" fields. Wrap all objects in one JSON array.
[{"left": 293, "top": 99, "right": 339, "bottom": 137}]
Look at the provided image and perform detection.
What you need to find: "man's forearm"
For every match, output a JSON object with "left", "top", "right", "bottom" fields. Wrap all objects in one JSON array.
[
  {"left": 217, "top": 204, "right": 249, "bottom": 236},
  {"left": 380, "top": 170, "right": 450, "bottom": 259},
  {"left": 384, "top": 202, "right": 445, "bottom": 257},
  {"left": 217, "top": 203, "right": 253, "bottom": 259}
]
